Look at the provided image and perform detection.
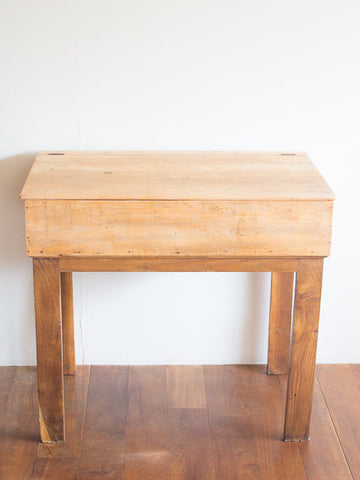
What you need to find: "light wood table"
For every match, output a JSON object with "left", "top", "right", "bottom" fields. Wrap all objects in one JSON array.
[{"left": 21, "top": 151, "right": 334, "bottom": 443}]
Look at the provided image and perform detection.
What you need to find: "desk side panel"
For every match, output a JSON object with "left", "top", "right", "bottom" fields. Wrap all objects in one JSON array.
[{"left": 24, "top": 200, "right": 333, "bottom": 258}]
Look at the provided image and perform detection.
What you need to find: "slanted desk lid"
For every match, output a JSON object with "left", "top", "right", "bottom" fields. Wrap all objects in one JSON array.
[{"left": 20, "top": 151, "right": 335, "bottom": 201}]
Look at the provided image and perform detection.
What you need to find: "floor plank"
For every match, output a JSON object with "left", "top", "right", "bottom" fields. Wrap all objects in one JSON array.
[
  {"left": 351, "top": 364, "right": 360, "bottom": 388},
  {"left": 167, "top": 365, "right": 207, "bottom": 408},
  {"left": 279, "top": 374, "right": 353, "bottom": 480},
  {"left": 31, "top": 457, "right": 78, "bottom": 480},
  {"left": 204, "top": 364, "right": 260, "bottom": 480},
  {"left": 0, "top": 366, "right": 16, "bottom": 428},
  {"left": 317, "top": 364, "right": 360, "bottom": 479},
  {"left": 169, "top": 408, "right": 216, "bottom": 480},
  {"left": 249, "top": 366, "right": 307, "bottom": 479},
  {"left": 167, "top": 366, "right": 215, "bottom": 480},
  {"left": 78, "top": 473, "right": 123, "bottom": 480},
  {"left": 0, "top": 364, "right": 359, "bottom": 480},
  {"left": 124, "top": 366, "right": 168, "bottom": 480},
  {"left": 0, "top": 367, "right": 39, "bottom": 480},
  {"left": 80, "top": 366, "right": 129, "bottom": 472},
  {"left": 38, "top": 366, "right": 91, "bottom": 458},
  {"left": 205, "top": 365, "right": 308, "bottom": 480}
]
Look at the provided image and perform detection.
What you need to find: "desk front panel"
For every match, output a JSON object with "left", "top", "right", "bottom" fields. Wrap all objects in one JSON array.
[{"left": 24, "top": 199, "right": 333, "bottom": 258}]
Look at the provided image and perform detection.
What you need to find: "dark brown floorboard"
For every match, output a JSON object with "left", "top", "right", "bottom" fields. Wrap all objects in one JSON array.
[
  {"left": 80, "top": 366, "right": 129, "bottom": 472},
  {"left": 0, "top": 364, "right": 358, "bottom": 479},
  {"left": 317, "top": 364, "right": 360, "bottom": 480},
  {"left": 124, "top": 366, "right": 168, "bottom": 480},
  {"left": 0, "top": 367, "right": 39, "bottom": 480}
]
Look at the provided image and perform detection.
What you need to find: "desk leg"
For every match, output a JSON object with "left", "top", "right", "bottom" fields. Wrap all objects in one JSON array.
[
  {"left": 267, "top": 272, "right": 294, "bottom": 375},
  {"left": 61, "top": 272, "right": 76, "bottom": 375},
  {"left": 33, "top": 258, "right": 65, "bottom": 442},
  {"left": 283, "top": 258, "right": 323, "bottom": 441}
]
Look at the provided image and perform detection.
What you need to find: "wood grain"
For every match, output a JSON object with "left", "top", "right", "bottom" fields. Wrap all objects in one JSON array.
[
  {"left": 124, "top": 366, "right": 168, "bottom": 480},
  {"left": 37, "top": 366, "right": 90, "bottom": 458},
  {"left": 0, "top": 365, "right": 358, "bottom": 479},
  {"left": 167, "top": 366, "right": 207, "bottom": 408},
  {"left": 167, "top": 366, "right": 216, "bottom": 480},
  {"left": 33, "top": 258, "right": 65, "bottom": 442},
  {"left": 284, "top": 259, "right": 323, "bottom": 441},
  {"left": 290, "top": 375, "right": 353, "bottom": 480},
  {"left": 20, "top": 152, "right": 334, "bottom": 201},
  {"left": 80, "top": 366, "right": 129, "bottom": 471},
  {"left": 59, "top": 256, "right": 302, "bottom": 272},
  {"left": 78, "top": 473, "right": 123, "bottom": 479},
  {"left": 61, "top": 272, "right": 76, "bottom": 375},
  {"left": 250, "top": 365, "right": 308, "bottom": 479},
  {"left": 30, "top": 458, "right": 78, "bottom": 480},
  {"left": 206, "top": 365, "right": 309, "bottom": 479},
  {"left": 169, "top": 408, "right": 216, "bottom": 480},
  {"left": 267, "top": 272, "right": 294, "bottom": 374},
  {"left": 25, "top": 199, "right": 333, "bottom": 257},
  {"left": 22, "top": 151, "right": 334, "bottom": 447},
  {"left": 204, "top": 365, "right": 261, "bottom": 479},
  {"left": 0, "top": 367, "right": 39, "bottom": 480},
  {"left": 351, "top": 363, "right": 360, "bottom": 387},
  {"left": 317, "top": 364, "right": 360, "bottom": 477},
  {"left": 0, "top": 366, "right": 16, "bottom": 428}
]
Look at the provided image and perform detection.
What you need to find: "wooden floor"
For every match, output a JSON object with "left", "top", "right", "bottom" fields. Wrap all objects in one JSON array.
[{"left": 0, "top": 365, "right": 359, "bottom": 480}]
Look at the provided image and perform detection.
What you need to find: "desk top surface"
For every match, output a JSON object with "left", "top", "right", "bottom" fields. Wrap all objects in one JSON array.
[{"left": 20, "top": 151, "right": 334, "bottom": 201}]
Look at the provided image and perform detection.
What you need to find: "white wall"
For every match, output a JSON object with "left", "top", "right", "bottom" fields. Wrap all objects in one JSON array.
[{"left": 1, "top": 0, "right": 359, "bottom": 365}]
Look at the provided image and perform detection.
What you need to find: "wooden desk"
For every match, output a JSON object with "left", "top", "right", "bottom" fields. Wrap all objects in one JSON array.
[{"left": 21, "top": 151, "right": 334, "bottom": 443}]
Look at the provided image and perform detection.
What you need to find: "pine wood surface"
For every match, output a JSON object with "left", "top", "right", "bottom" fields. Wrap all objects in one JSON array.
[
  {"left": 21, "top": 151, "right": 334, "bottom": 258},
  {"left": 0, "top": 364, "right": 358, "bottom": 480},
  {"left": 20, "top": 152, "right": 334, "bottom": 201},
  {"left": 58, "top": 256, "right": 305, "bottom": 272},
  {"left": 24, "top": 199, "right": 333, "bottom": 257}
]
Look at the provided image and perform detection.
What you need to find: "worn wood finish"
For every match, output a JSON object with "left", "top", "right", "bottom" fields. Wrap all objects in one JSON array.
[
  {"left": 21, "top": 152, "right": 334, "bottom": 444},
  {"left": 30, "top": 458, "right": 79, "bottom": 480},
  {"left": 0, "top": 367, "right": 39, "bottom": 480},
  {"left": 204, "top": 365, "right": 263, "bottom": 479},
  {"left": 20, "top": 151, "right": 335, "bottom": 201},
  {"left": 33, "top": 258, "right": 65, "bottom": 443},
  {"left": 37, "top": 366, "right": 90, "bottom": 458},
  {"left": 61, "top": 272, "right": 76, "bottom": 376},
  {"left": 167, "top": 366, "right": 216, "bottom": 479},
  {"left": 167, "top": 366, "right": 207, "bottom": 409},
  {"left": 0, "top": 365, "right": 358, "bottom": 478},
  {"left": 0, "top": 367, "right": 16, "bottom": 429},
  {"left": 351, "top": 363, "right": 360, "bottom": 387},
  {"left": 78, "top": 473, "right": 123, "bottom": 480},
  {"left": 317, "top": 364, "right": 360, "bottom": 478},
  {"left": 284, "top": 259, "right": 323, "bottom": 441},
  {"left": 59, "top": 256, "right": 303, "bottom": 272},
  {"left": 125, "top": 366, "right": 168, "bottom": 480},
  {"left": 78, "top": 472, "right": 123, "bottom": 479},
  {"left": 169, "top": 408, "right": 217, "bottom": 480},
  {"left": 25, "top": 199, "right": 333, "bottom": 257},
  {"left": 294, "top": 376, "right": 353, "bottom": 480},
  {"left": 251, "top": 365, "right": 308, "bottom": 478},
  {"left": 267, "top": 272, "right": 294, "bottom": 375},
  {"left": 205, "top": 365, "right": 309, "bottom": 479},
  {"left": 80, "top": 366, "right": 129, "bottom": 471}
]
